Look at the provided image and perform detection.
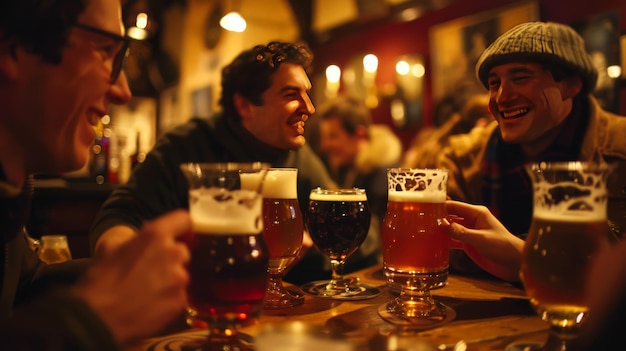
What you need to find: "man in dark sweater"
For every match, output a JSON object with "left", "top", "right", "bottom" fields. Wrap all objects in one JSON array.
[{"left": 0, "top": 0, "right": 192, "bottom": 349}]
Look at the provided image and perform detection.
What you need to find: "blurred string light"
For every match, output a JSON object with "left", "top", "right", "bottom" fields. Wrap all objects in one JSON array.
[
  {"left": 220, "top": 0, "right": 246, "bottom": 33},
  {"left": 362, "top": 54, "right": 379, "bottom": 108},
  {"left": 363, "top": 54, "right": 379, "bottom": 73},
  {"left": 325, "top": 64, "right": 341, "bottom": 98},
  {"left": 127, "top": 12, "right": 149, "bottom": 40},
  {"left": 220, "top": 11, "right": 246, "bottom": 32},
  {"left": 607, "top": 65, "right": 621, "bottom": 79},
  {"left": 326, "top": 65, "right": 341, "bottom": 83}
]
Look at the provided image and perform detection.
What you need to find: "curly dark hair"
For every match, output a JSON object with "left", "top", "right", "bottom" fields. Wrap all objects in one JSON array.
[
  {"left": 0, "top": 0, "right": 87, "bottom": 64},
  {"left": 219, "top": 41, "right": 314, "bottom": 120}
]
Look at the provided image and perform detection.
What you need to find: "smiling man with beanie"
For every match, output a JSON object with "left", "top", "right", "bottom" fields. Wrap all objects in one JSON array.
[{"left": 436, "top": 21, "right": 626, "bottom": 278}]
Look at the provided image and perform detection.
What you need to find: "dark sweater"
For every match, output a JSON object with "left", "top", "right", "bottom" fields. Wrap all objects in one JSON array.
[{"left": 0, "top": 171, "right": 119, "bottom": 350}]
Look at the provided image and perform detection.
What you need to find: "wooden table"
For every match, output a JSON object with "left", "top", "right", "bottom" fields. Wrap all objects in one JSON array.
[{"left": 126, "top": 265, "right": 548, "bottom": 350}]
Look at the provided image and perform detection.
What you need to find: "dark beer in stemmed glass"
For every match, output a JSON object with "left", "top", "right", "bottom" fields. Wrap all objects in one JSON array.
[{"left": 302, "top": 188, "right": 380, "bottom": 300}]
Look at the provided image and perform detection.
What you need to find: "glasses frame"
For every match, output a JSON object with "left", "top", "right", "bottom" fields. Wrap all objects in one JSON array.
[{"left": 74, "top": 23, "right": 130, "bottom": 84}]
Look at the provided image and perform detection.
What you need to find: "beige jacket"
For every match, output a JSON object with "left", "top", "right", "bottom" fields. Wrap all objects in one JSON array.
[{"left": 439, "top": 96, "right": 626, "bottom": 236}]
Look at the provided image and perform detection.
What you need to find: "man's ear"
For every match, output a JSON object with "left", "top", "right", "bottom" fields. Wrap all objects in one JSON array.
[
  {"left": 560, "top": 75, "right": 583, "bottom": 100},
  {"left": 0, "top": 40, "right": 19, "bottom": 81},
  {"left": 233, "top": 93, "right": 253, "bottom": 121}
]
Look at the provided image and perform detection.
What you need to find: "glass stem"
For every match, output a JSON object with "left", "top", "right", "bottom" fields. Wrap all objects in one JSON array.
[
  {"left": 329, "top": 259, "right": 345, "bottom": 284},
  {"left": 266, "top": 272, "right": 285, "bottom": 294}
]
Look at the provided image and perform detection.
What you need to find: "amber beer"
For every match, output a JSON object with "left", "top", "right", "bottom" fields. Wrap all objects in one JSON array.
[
  {"left": 307, "top": 190, "right": 370, "bottom": 261},
  {"left": 382, "top": 191, "right": 449, "bottom": 288},
  {"left": 521, "top": 213, "right": 610, "bottom": 315},
  {"left": 186, "top": 188, "right": 269, "bottom": 325},
  {"left": 262, "top": 169, "right": 303, "bottom": 272},
  {"left": 38, "top": 235, "right": 72, "bottom": 264}
]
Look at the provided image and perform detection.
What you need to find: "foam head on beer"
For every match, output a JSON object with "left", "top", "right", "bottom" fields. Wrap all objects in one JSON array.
[
  {"left": 261, "top": 169, "right": 298, "bottom": 199},
  {"left": 309, "top": 188, "right": 367, "bottom": 202},
  {"left": 189, "top": 187, "right": 263, "bottom": 235},
  {"left": 387, "top": 168, "right": 448, "bottom": 203},
  {"left": 529, "top": 161, "right": 610, "bottom": 221}
]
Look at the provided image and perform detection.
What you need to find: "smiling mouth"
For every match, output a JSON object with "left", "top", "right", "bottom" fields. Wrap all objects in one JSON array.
[
  {"left": 294, "top": 121, "right": 305, "bottom": 135},
  {"left": 500, "top": 108, "right": 529, "bottom": 120}
]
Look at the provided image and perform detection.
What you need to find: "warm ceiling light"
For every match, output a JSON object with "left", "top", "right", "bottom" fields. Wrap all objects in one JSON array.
[{"left": 220, "top": 11, "right": 246, "bottom": 32}]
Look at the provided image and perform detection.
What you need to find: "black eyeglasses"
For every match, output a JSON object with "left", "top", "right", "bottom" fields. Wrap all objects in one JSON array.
[{"left": 74, "top": 23, "right": 130, "bottom": 84}]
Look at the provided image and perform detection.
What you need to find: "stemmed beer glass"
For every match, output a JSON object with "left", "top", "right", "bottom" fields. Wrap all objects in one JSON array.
[
  {"left": 180, "top": 162, "right": 270, "bottom": 351},
  {"left": 302, "top": 188, "right": 380, "bottom": 300},
  {"left": 260, "top": 168, "right": 305, "bottom": 309},
  {"left": 379, "top": 168, "right": 452, "bottom": 326},
  {"left": 506, "top": 161, "right": 613, "bottom": 351}
]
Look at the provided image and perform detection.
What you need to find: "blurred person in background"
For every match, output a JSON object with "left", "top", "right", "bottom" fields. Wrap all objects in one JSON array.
[
  {"left": 0, "top": 0, "right": 192, "bottom": 349},
  {"left": 437, "top": 21, "right": 626, "bottom": 276},
  {"left": 317, "top": 95, "right": 402, "bottom": 220},
  {"left": 315, "top": 96, "right": 402, "bottom": 266},
  {"left": 402, "top": 93, "right": 490, "bottom": 169},
  {"left": 88, "top": 42, "right": 377, "bottom": 285}
]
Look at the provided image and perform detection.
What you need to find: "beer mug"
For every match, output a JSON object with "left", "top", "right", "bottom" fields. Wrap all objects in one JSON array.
[
  {"left": 180, "top": 162, "right": 270, "bottom": 350},
  {"left": 510, "top": 161, "right": 613, "bottom": 351},
  {"left": 38, "top": 235, "right": 72, "bottom": 264},
  {"left": 380, "top": 168, "right": 451, "bottom": 323}
]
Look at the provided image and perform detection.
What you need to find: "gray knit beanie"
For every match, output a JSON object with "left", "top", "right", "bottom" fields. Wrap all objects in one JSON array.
[{"left": 476, "top": 21, "right": 598, "bottom": 93}]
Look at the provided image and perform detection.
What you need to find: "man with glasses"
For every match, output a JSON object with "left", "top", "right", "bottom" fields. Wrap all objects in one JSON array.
[
  {"left": 89, "top": 42, "right": 381, "bottom": 285},
  {"left": 0, "top": 0, "right": 192, "bottom": 349}
]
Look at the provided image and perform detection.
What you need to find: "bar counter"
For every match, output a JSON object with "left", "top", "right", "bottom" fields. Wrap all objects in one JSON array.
[{"left": 125, "top": 264, "right": 548, "bottom": 351}]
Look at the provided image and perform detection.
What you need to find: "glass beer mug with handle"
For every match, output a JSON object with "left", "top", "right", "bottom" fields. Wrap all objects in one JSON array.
[
  {"left": 379, "top": 168, "right": 453, "bottom": 326},
  {"left": 259, "top": 168, "right": 305, "bottom": 309},
  {"left": 507, "top": 161, "right": 614, "bottom": 351},
  {"left": 38, "top": 235, "right": 72, "bottom": 264},
  {"left": 180, "top": 162, "right": 270, "bottom": 351}
]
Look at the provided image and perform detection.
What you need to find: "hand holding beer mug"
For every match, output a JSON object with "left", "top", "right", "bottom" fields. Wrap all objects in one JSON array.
[
  {"left": 506, "top": 162, "right": 613, "bottom": 351},
  {"left": 302, "top": 188, "right": 381, "bottom": 300},
  {"left": 379, "top": 168, "right": 453, "bottom": 326},
  {"left": 260, "top": 168, "right": 305, "bottom": 309},
  {"left": 180, "top": 162, "right": 270, "bottom": 351}
]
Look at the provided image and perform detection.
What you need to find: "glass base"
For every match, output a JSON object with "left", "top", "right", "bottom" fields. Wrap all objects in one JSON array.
[
  {"left": 181, "top": 333, "right": 255, "bottom": 351},
  {"left": 387, "top": 294, "right": 446, "bottom": 319},
  {"left": 377, "top": 301, "right": 456, "bottom": 329},
  {"left": 263, "top": 287, "right": 304, "bottom": 309},
  {"left": 301, "top": 277, "right": 381, "bottom": 300}
]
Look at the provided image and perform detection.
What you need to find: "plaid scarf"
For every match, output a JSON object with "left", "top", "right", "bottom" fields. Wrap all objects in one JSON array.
[{"left": 480, "top": 96, "right": 589, "bottom": 238}]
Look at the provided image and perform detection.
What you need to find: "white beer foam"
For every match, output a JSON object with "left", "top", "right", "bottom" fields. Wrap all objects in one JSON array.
[
  {"left": 309, "top": 191, "right": 367, "bottom": 202},
  {"left": 240, "top": 172, "right": 265, "bottom": 193},
  {"left": 262, "top": 169, "right": 298, "bottom": 199},
  {"left": 189, "top": 187, "right": 263, "bottom": 235},
  {"left": 388, "top": 191, "right": 446, "bottom": 203},
  {"left": 387, "top": 168, "right": 448, "bottom": 203},
  {"left": 531, "top": 166, "right": 608, "bottom": 221},
  {"left": 533, "top": 209, "right": 606, "bottom": 222}
]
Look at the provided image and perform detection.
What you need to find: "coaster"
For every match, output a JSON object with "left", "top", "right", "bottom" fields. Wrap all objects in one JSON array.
[
  {"left": 301, "top": 280, "right": 381, "bottom": 301},
  {"left": 377, "top": 303, "right": 456, "bottom": 329}
]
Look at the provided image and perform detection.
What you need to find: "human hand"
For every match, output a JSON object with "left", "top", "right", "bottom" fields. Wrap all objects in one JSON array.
[
  {"left": 72, "top": 209, "right": 192, "bottom": 345},
  {"left": 444, "top": 200, "right": 523, "bottom": 282}
]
